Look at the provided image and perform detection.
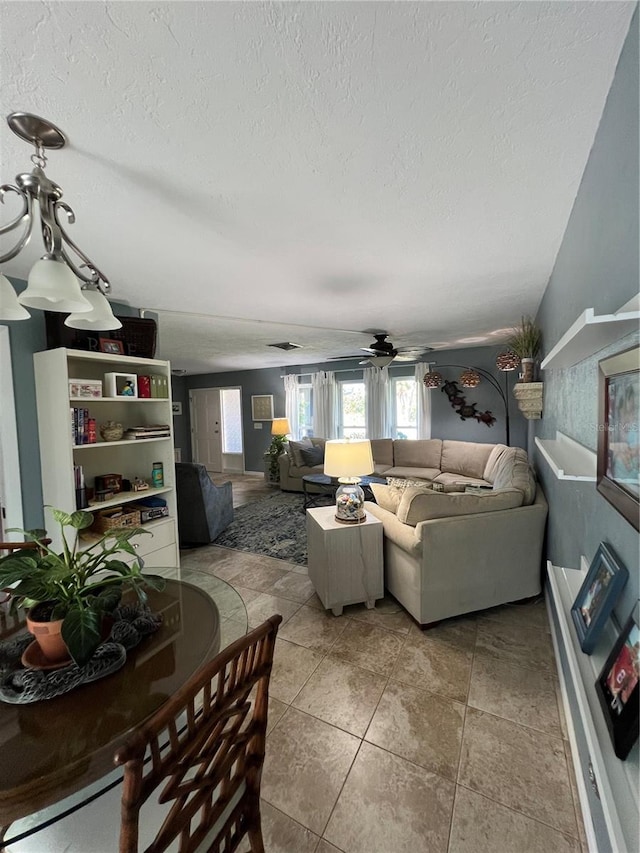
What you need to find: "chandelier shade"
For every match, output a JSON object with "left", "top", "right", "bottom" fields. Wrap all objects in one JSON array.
[
  {"left": 0, "top": 273, "right": 30, "bottom": 320},
  {"left": 422, "top": 371, "right": 443, "bottom": 388},
  {"left": 65, "top": 287, "right": 122, "bottom": 330},
  {"left": 496, "top": 350, "right": 520, "bottom": 371},
  {"left": 459, "top": 368, "right": 481, "bottom": 388},
  {"left": 18, "top": 258, "right": 92, "bottom": 313}
]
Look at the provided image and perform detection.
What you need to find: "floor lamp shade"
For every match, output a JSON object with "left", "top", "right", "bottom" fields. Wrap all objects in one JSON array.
[{"left": 324, "top": 439, "right": 374, "bottom": 523}]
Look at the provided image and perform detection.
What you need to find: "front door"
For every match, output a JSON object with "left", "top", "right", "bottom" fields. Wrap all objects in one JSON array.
[{"left": 189, "top": 388, "right": 222, "bottom": 472}]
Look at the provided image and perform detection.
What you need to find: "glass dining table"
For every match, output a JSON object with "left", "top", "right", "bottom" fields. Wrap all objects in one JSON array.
[{"left": 0, "top": 567, "right": 248, "bottom": 847}]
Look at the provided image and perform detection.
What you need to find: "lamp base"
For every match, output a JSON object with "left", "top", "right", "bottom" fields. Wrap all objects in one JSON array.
[{"left": 334, "top": 481, "right": 366, "bottom": 524}]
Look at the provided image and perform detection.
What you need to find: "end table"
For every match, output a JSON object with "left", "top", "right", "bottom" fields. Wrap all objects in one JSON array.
[{"left": 306, "top": 506, "right": 383, "bottom": 616}]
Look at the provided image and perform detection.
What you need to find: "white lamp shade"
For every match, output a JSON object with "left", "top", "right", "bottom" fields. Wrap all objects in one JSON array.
[
  {"left": 324, "top": 439, "right": 374, "bottom": 479},
  {"left": 65, "top": 288, "right": 122, "bottom": 330},
  {"left": 19, "top": 258, "right": 92, "bottom": 313},
  {"left": 0, "top": 273, "right": 30, "bottom": 320},
  {"left": 368, "top": 355, "right": 394, "bottom": 368},
  {"left": 271, "top": 418, "right": 291, "bottom": 436}
]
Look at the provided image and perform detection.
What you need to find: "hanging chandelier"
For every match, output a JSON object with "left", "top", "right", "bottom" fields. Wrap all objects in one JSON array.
[{"left": 0, "top": 112, "right": 121, "bottom": 329}]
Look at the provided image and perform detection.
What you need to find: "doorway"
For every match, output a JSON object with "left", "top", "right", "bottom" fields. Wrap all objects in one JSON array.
[
  {"left": 189, "top": 387, "right": 244, "bottom": 474},
  {"left": 0, "top": 326, "right": 24, "bottom": 538}
]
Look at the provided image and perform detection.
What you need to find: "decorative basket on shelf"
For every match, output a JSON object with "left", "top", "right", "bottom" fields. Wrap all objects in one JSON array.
[{"left": 99, "top": 421, "right": 124, "bottom": 442}]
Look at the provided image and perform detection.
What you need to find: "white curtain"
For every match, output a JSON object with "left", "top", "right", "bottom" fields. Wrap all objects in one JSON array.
[
  {"left": 311, "top": 371, "right": 338, "bottom": 439},
  {"left": 364, "top": 367, "right": 391, "bottom": 438},
  {"left": 283, "top": 374, "right": 299, "bottom": 439},
  {"left": 415, "top": 363, "right": 432, "bottom": 439}
]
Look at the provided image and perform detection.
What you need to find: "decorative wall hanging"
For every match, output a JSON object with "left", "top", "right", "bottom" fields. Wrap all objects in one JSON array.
[{"left": 440, "top": 380, "right": 497, "bottom": 428}]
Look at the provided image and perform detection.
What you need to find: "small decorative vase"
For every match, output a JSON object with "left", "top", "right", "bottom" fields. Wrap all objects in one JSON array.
[
  {"left": 100, "top": 421, "right": 124, "bottom": 441},
  {"left": 520, "top": 358, "right": 536, "bottom": 383},
  {"left": 26, "top": 602, "right": 69, "bottom": 664}
]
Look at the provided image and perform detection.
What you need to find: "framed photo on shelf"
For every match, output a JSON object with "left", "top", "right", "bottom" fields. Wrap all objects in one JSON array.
[
  {"left": 251, "top": 394, "right": 274, "bottom": 421},
  {"left": 597, "top": 345, "right": 640, "bottom": 532},
  {"left": 571, "top": 542, "right": 628, "bottom": 654},
  {"left": 99, "top": 338, "right": 125, "bottom": 355},
  {"left": 595, "top": 605, "right": 640, "bottom": 760}
]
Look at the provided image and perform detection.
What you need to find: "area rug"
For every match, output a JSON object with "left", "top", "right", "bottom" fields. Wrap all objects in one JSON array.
[{"left": 214, "top": 491, "right": 332, "bottom": 565}]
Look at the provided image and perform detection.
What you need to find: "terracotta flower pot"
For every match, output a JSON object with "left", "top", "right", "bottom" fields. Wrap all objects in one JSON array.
[{"left": 26, "top": 603, "right": 70, "bottom": 664}]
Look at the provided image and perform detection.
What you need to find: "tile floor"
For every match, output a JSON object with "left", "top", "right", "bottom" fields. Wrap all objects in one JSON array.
[{"left": 180, "top": 540, "right": 588, "bottom": 853}]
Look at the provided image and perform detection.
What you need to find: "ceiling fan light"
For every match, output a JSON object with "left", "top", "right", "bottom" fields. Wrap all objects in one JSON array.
[
  {"left": 460, "top": 369, "right": 481, "bottom": 388},
  {"left": 496, "top": 350, "right": 520, "bottom": 371},
  {"left": 0, "top": 273, "right": 30, "bottom": 320},
  {"left": 423, "top": 371, "right": 443, "bottom": 388},
  {"left": 368, "top": 355, "right": 394, "bottom": 368},
  {"left": 19, "top": 258, "right": 92, "bottom": 313},
  {"left": 65, "top": 288, "right": 122, "bottom": 330}
]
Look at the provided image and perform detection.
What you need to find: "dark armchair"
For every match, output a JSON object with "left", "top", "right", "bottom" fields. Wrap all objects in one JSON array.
[{"left": 175, "top": 463, "right": 234, "bottom": 546}]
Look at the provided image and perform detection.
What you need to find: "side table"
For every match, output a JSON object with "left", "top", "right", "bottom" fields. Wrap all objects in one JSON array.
[{"left": 306, "top": 506, "right": 384, "bottom": 616}]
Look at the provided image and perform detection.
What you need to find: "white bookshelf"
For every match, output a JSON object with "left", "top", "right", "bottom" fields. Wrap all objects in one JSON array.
[
  {"left": 546, "top": 561, "right": 638, "bottom": 853},
  {"left": 541, "top": 295, "right": 640, "bottom": 370},
  {"left": 535, "top": 431, "right": 597, "bottom": 481},
  {"left": 33, "top": 348, "right": 179, "bottom": 569}
]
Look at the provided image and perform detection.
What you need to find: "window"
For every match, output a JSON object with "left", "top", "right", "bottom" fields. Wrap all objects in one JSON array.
[
  {"left": 297, "top": 383, "right": 313, "bottom": 438},
  {"left": 221, "top": 388, "right": 243, "bottom": 453},
  {"left": 392, "top": 377, "right": 417, "bottom": 440},
  {"left": 339, "top": 381, "right": 366, "bottom": 438}
]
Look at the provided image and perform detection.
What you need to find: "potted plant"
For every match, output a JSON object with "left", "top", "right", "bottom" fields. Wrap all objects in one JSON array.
[
  {"left": 0, "top": 508, "right": 165, "bottom": 667},
  {"left": 508, "top": 316, "right": 542, "bottom": 382}
]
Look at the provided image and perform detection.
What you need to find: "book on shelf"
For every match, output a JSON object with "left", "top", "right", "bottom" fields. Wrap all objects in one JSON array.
[
  {"left": 123, "top": 424, "right": 171, "bottom": 439},
  {"left": 71, "top": 407, "right": 96, "bottom": 445}
]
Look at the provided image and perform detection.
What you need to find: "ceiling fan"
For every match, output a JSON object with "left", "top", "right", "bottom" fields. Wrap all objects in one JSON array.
[{"left": 330, "top": 333, "right": 432, "bottom": 367}]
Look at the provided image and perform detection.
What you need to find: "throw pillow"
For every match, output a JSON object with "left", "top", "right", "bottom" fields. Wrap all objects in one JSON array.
[
  {"left": 397, "top": 486, "right": 524, "bottom": 526},
  {"left": 300, "top": 444, "right": 324, "bottom": 467},
  {"left": 288, "top": 439, "right": 313, "bottom": 468},
  {"left": 370, "top": 483, "right": 403, "bottom": 514}
]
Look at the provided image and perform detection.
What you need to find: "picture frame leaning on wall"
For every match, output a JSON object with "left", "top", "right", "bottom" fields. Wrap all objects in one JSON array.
[
  {"left": 595, "top": 605, "right": 640, "bottom": 761},
  {"left": 570, "top": 542, "right": 628, "bottom": 655}
]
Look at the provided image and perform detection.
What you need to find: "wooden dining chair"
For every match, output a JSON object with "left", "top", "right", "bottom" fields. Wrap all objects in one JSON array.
[
  {"left": 115, "top": 614, "right": 282, "bottom": 853},
  {"left": 0, "top": 539, "right": 52, "bottom": 554}
]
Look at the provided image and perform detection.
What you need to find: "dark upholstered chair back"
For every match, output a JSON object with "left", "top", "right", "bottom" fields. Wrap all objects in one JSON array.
[{"left": 175, "top": 463, "right": 234, "bottom": 546}]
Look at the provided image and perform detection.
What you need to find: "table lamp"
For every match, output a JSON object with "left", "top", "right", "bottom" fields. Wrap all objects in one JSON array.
[{"left": 324, "top": 439, "right": 374, "bottom": 524}]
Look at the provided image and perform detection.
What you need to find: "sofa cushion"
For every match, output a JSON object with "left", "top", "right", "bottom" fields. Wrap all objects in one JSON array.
[
  {"left": 288, "top": 439, "right": 313, "bottom": 467},
  {"left": 370, "top": 438, "right": 394, "bottom": 468},
  {"left": 300, "top": 444, "right": 324, "bottom": 466},
  {"left": 384, "top": 467, "right": 441, "bottom": 481},
  {"left": 432, "top": 473, "right": 491, "bottom": 488},
  {"left": 440, "top": 441, "right": 494, "bottom": 479},
  {"left": 397, "top": 486, "right": 524, "bottom": 526},
  {"left": 393, "top": 439, "right": 442, "bottom": 469},
  {"left": 492, "top": 447, "right": 536, "bottom": 505},
  {"left": 370, "top": 483, "right": 403, "bottom": 514},
  {"left": 483, "top": 444, "right": 510, "bottom": 483}
]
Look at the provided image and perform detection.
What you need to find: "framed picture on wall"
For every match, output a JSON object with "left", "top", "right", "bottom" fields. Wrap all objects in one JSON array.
[
  {"left": 251, "top": 395, "right": 274, "bottom": 421},
  {"left": 595, "top": 605, "right": 640, "bottom": 760},
  {"left": 570, "top": 542, "right": 628, "bottom": 654},
  {"left": 597, "top": 345, "right": 640, "bottom": 531}
]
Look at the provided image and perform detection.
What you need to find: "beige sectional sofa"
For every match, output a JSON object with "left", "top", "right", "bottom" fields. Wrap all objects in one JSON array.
[{"left": 282, "top": 437, "right": 547, "bottom": 626}]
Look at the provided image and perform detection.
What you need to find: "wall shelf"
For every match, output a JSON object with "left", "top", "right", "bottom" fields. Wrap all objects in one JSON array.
[
  {"left": 535, "top": 431, "right": 596, "bottom": 481},
  {"left": 541, "top": 296, "right": 640, "bottom": 371},
  {"left": 546, "top": 561, "right": 638, "bottom": 853}
]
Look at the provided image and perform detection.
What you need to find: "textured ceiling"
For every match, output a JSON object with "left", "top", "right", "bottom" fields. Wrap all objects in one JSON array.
[{"left": 0, "top": 1, "right": 635, "bottom": 373}]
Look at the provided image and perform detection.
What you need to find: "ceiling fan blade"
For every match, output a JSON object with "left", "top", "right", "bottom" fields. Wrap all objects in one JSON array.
[{"left": 394, "top": 354, "right": 420, "bottom": 362}]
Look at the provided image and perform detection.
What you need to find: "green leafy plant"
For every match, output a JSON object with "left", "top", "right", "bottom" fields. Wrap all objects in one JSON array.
[
  {"left": 507, "top": 316, "right": 542, "bottom": 359},
  {"left": 0, "top": 508, "right": 165, "bottom": 667},
  {"left": 266, "top": 435, "right": 288, "bottom": 481}
]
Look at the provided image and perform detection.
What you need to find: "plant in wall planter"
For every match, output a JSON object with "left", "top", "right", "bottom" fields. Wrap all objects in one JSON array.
[
  {"left": 0, "top": 508, "right": 165, "bottom": 667},
  {"left": 508, "top": 316, "right": 542, "bottom": 382}
]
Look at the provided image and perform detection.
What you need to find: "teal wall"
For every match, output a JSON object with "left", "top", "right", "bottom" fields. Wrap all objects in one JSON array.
[
  {"left": 535, "top": 9, "right": 639, "bottom": 619},
  {"left": 183, "top": 345, "right": 527, "bottom": 472},
  {"left": 0, "top": 277, "right": 154, "bottom": 529}
]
